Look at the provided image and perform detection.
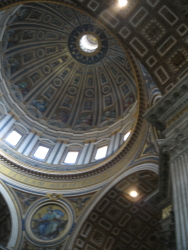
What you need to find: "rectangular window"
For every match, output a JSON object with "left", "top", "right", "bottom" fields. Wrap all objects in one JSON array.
[
  {"left": 124, "top": 131, "right": 131, "bottom": 141},
  {"left": 64, "top": 151, "right": 79, "bottom": 164},
  {"left": 5, "top": 130, "right": 22, "bottom": 146},
  {"left": 95, "top": 146, "right": 108, "bottom": 160},
  {"left": 34, "top": 146, "right": 49, "bottom": 160}
]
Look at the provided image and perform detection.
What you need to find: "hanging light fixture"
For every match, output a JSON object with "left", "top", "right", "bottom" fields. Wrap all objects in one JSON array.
[{"left": 118, "top": 0, "right": 128, "bottom": 7}]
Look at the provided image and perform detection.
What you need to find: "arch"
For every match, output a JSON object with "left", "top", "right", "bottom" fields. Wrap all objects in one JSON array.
[
  {"left": 67, "top": 162, "right": 159, "bottom": 249},
  {"left": 0, "top": 181, "right": 21, "bottom": 249}
]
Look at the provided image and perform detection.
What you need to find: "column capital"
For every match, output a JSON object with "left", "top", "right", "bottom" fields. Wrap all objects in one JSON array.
[{"left": 158, "top": 122, "right": 188, "bottom": 159}]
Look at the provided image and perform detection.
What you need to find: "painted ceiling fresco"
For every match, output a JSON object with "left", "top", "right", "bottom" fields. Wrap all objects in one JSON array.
[{"left": 1, "top": 2, "right": 136, "bottom": 132}]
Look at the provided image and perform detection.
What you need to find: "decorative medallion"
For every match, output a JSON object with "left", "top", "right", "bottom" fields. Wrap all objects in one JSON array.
[
  {"left": 43, "top": 65, "right": 51, "bottom": 74},
  {"left": 85, "top": 88, "right": 94, "bottom": 97},
  {"left": 37, "top": 31, "right": 45, "bottom": 40},
  {"left": 102, "top": 84, "right": 111, "bottom": 94},
  {"left": 43, "top": 15, "right": 52, "bottom": 23},
  {"left": 37, "top": 49, "right": 45, "bottom": 58},
  {"left": 26, "top": 200, "right": 74, "bottom": 245},
  {"left": 68, "top": 86, "right": 77, "bottom": 95},
  {"left": 53, "top": 78, "right": 63, "bottom": 87},
  {"left": 117, "top": 75, "right": 125, "bottom": 84}
]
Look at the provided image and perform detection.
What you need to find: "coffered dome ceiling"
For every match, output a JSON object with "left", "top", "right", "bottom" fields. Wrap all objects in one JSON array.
[{"left": 1, "top": 2, "right": 137, "bottom": 133}]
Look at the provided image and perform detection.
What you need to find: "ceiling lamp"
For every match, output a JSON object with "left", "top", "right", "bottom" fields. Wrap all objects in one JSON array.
[
  {"left": 118, "top": 0, "right": 128, "bottom": 7},
  {"left": 129, "top": 190, "right": 139, "bottom": 198}
]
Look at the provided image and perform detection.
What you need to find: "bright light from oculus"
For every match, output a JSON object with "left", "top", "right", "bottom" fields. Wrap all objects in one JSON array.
[
  {"left": 5, "top": 130, "right": 22, "bottom": 146},
  {"left": 34, "top": 146, "right": 49, "bottom": 160},
  {"left": 124, "top": 131, "right": 131, "bottom": 142},
  {"left": 95, "top": 146, "right": 108, "bottom": 160},
  {"left": 118, "top": 0, "right": 128, "bottom": 7},
  {"left": 64, "top": 151, "right": 79, "bottom": 164},
  {"left": 79, "top": 34, "right": 98, "bottom": 53},
  {"left": 130, "top": 191, "right": 139, "bottom": 198}
]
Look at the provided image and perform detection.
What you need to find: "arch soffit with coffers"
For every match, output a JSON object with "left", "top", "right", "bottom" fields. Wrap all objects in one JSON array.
[
  {"left": 66, "top": 162, "right": 159, "bottom": 250},
  {"left": 0, "top": 180, "right": 22, "bottom": 250}
]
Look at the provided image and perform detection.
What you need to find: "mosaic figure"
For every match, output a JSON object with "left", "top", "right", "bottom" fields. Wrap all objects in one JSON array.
[
  {"left": 52, "top": 60, "right": 60, "bottom": 68},
  {"left": 22, "top": 31, "right": 34, "bottom": 40},
  {"left": 101, "top": 109, "right": 116, "bottom": 122},
  {"left": 62, "top": 96, "right": 72, "bottom": 109},
  {"left": 15, "top": 79, "right": 30, "bottom": 96},
  {"left": 32, "top": 98, "right": 48, "bottom": 113},
  {"left": 53, "top": 109, "right": 70, "bottom": 124},
  {"left": 46, "top": 33, "right": 57, "bottom": 39},
  {"left": 101, "top": 73, "right": 107, "bottom": 84},
  {"left": 29, "top": 10, "right": 43, "bottom": 20},
  {"left": 30, "top": 72, "right": 42, "bottom": 83},
  {"left": 31, "top": 205, "right": 68, "bottom": 240},
  {"left": 110, "top": 66, "right": 118, "bottom": 76},
  {"left": 52, "top": 19, "right": 62, "bottom": 26},
  {"left": 14, "top": 8, "right": 28, "bottom": 21},
  {"left": 123, "top": 93, "right": 135, "bottom": 112},
  {"left": 8, "top": 57, "right": 20, "bottom": 75},
  {"left": 16, "top": 191, "right": 38, "bottom": 210},
  {"left": 84, "top": 101, "right": 92, "bottom": 111},
  {"left": 143, "top": 131, "right": 157, "bottom": 155},
  {"left": 23, "top": 52, "right": 34, "bottom": 63},
  {"left": 76, "top": 113, "right": 92, "bottom": 126},
  {"left": 73, "top": 76, "right": 80, "bottom": 85},
  {"left": 6, "top": 30, "right": 19, "bottom": 48},
  {"left": 105, "top": 95, "right": 113, "bottom": 107},
  {"left": 61, "top": 70, "right": 69, "bottom": 79},
  {"left": 117, "top": 55, "right": 125, "bottom": 65},
  {"left": 87, "top": 77, "right": 93, "bottom": 86},
  {"left": 47, "top": 47, "right": 56, "bottom": 54},
  {"left": 43, "top": 87, "right": 55, "bottom": 99},
  {"left": 121, "top": 84, "right": 130, "bottom": 96}
]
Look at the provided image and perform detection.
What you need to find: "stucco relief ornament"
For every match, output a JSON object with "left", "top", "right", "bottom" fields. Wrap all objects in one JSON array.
[
  {"left": 157, "top": 138, "right": 176, "bottom": 153},
  {"left": 47, "top": 193, "right": 63, "bottom": 200}
]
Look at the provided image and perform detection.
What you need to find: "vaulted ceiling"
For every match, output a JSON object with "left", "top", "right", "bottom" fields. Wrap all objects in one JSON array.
[{"left": 1, "top": 0, "right": 187, "bottom": 94}]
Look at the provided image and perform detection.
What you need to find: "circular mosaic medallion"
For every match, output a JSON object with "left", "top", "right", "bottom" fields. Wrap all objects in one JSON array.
[
  {"left": 26, "top": 200, "right": 74, "bottom": 245},
  {"left": 102, "top": 84, "right": 111, "bottom": 94},
  {"left": 68, "top": 24, "right": 108, "bottom": 65},
  {"left": 43, "top": 65, "right": 51, "bottom": 74},
  {"left": 37, "top": 31, "right": 45, "bottom": 40},
  {"left": 37, "top": 49, "right": 45, "bottom": 58},
  {"left": 68, "top": 86, "right": 77, "bottom": 95},
  {"left": 43, "top": 15, "right": 52, "bottom": 23},
  {"left": 117, "top": 75, "right": 124, "bottom": 84},
  {"left": 85, "top": 88, "right": 94, "bottom": 97},
  {"left": 53, "top": 78, "right": 63, "bottom": 87}
]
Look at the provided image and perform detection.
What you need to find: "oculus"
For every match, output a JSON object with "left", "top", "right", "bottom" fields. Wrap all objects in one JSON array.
[{"left": 79, "top": 34, "right": 99, "bottom": 53}]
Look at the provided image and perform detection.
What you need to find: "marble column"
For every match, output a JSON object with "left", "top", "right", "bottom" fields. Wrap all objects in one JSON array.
[
  {"left": 170, "top": 151, "right": 188, "bottom": 250},
  {"left": 144, "top": 75, "right": 188, "bottom": 249},
  {"left": 0, "top": 116, "right": 15, "bottom": 138},
  {"left": 77, "top": 143, "right": 89, "bottom": 165},
  {"left": 23, "top": 133, "right": 39, "bottom": 156}
]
